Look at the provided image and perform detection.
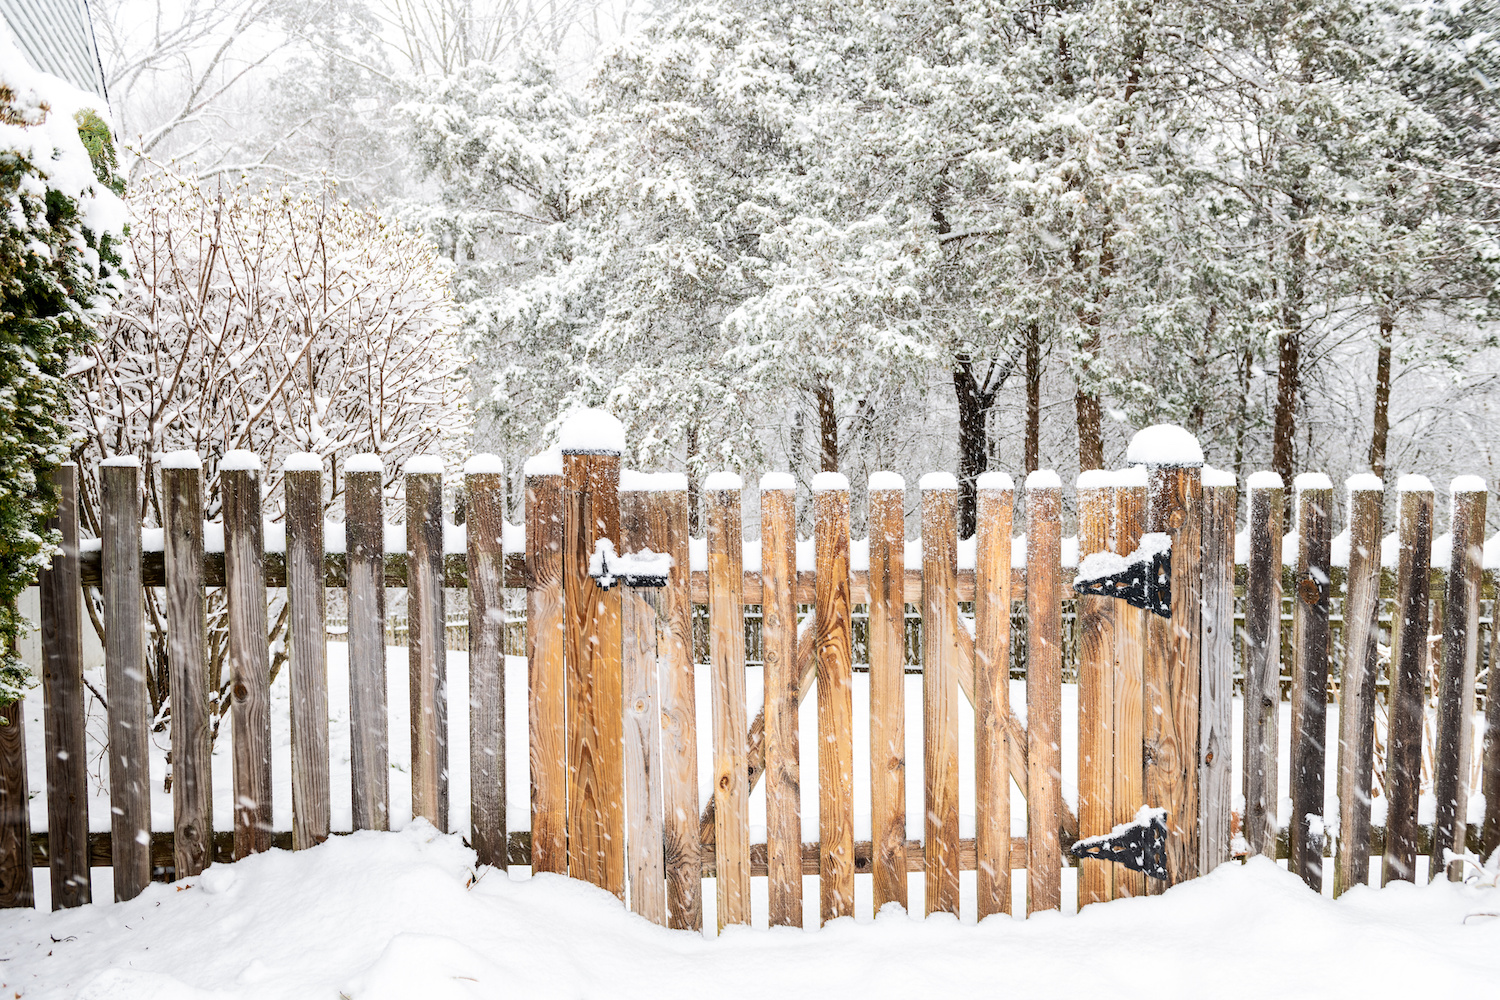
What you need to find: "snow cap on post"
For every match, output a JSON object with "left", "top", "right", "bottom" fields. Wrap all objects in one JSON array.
[
  {"left": 1396, "top": 474, "right": 1434, "bottom": 493},
  {"left": 282, "top": 452, "right": 323, "bottom": 473},
  {"left": 219, "top": 449, "right": 262, "bottom": 472},
  {"left": 1114, "top": 465, "right": 1148, "bottom": 488},
  {"left": 1246, "top": 470, "right": 1282, "bottom": 490},
  {"left": 100, "top": 454, "right": 140, "bottom": 468},
  {"left": 1077, "top": 469, "right": 1113, "bottom": 489},
  {"left": 523, "top": 447, "right": 562, "bottom": 478},
  {"left": 404, "top": 455, "right": 444, "bottom": 476},
  {"left": 620, "top": 470, "right": 688, "bottom": 492},
  {"left": 1345, "top": 472, "right": 1383, "bottom": 494},
  {"left": 703, "top": 471, "right": 743, "bottom": 492},
  {"left": 1292, "top": 472, "right": 1333, "bottom": 497},
  {"left": 811, "top": 471, "right": 849, "bottom": 492},
  {"left": 1451, "top": 474, "right": 1486, "bottom": 494},
  {"left": 976, "top": 471, "right": 1013, "bottom": 491},
  {"left": 464, "top": 453, "right": 504, "bottom": 476},
  {"left": 159, "top": 451, "right": 202, "bottom": 470},
  {"left": 1025, "top": 469, "right": 1061, "bottom": 490},
  {"left": 759, "top": 471, "right": 795, "bottom": 492},
  {"left": 345, "top": 453, "right": 383, "bottom": 474},
  {"left": 1201, "top": 466, "right": 1236, "bottom": 488},
  {"left": 558, "top": 407, "right": 626, "bottom": 455},
  {"left": 1124, "top": 424, "right": 1204, "bottom": 468},
  {"left": 868, "top": 470, "right": 905, "bottom": 491},
  {"left": 919, "top": 472, "right": 958, "bottom": 491}
]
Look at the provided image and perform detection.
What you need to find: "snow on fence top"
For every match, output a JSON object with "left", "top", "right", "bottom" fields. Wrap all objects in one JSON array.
[
  {"left": 1346, "top": 472, "right": 1383, "bottom": 493},
  {"left": 1292, "top": 472, "right": 1333, "bottom": 493},
  {"left": 1024, "top": 469, "right": 1060, "bottom": 490},
  {"left": 404, "top": 455, "right": 443, "bottom": 475},
  {"left": 283, "top": 452, "right": 322, "bottom": 472},
  {"left": 558, "top": 408, "right": 626, "bottom": 454},
  {"left": 1202, "top": 465, "right": 1235, "bottom": 487},
  {"left": 1115, "top": 465, "right": 1147, "bottom": 488},
  {"left": 919, "top": 471, "right": 958, "bottom": 490},
  {"left": 759, "top": 472, "right": 795, "bottom": 491},
  {"left": 811, "top": 471, "right": 850, "bottom": 491},
  {"left": 1077, "top": 469, "right": 1113, "bottom": 489},
  {"left": 523, "top": 447, "right": 562, "bottom": 477},
  {"left": 620, "top": 470, "right": 687, "bottom": 492},
  {"left": 1451, "top": 474, "right": 1486, "bottom": 494},
  {"left": 463, "top": 453, "right": 503, "bottom": 476},
  {"left": 868, "top": 470, "right": 904, "bottom": 491},
  {"left": 1397, "top": 474, "right": 1434, "bottom": 493},
  {"left": 99, "top": 454, "right": 140, "bottom": 467},
  {"left": 976, "top": 471, "right": 1013, "bottom": 491},
  {"left": 702, "top": 471, "right": 743, "bottom": 491},
  {"left": 344, "top": 453, "right": 383, "bottom": 474},
  {"left": 158, "top": 450, "right": 201, "bottom": 470},
  {"left": 1245, "top": 470, "right": 1282, "bottom": 489},
  {"left": 1124, "top": 424, "right": 1204, "bottom": 467},
  {"left": 219, "top": 449, "right": 261, "bottom": 471}
]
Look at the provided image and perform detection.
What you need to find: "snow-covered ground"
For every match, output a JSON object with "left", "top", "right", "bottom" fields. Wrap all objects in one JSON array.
[{"left": 1, "top": 823, "right": 1497, "bottom": 999}]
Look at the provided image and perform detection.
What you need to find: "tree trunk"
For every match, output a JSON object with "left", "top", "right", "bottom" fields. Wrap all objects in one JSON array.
[
  {"left": 686, "top": 420, "right": 701, "bottom": 535},
  {"left": 1273, "top": 192, "right": 1308, "bottom": 489},
  {"left": 1025, "top": 323, "right": 1042, "bottom": 475},
  {"left": 1234, "top": 345, "right": 1252, "bottom": 480},
  {"left": 1368, "top": 305, "right": 1393, "bottom": 479},
  {"left": 955, "top": 354, "right": 987, "bottom": 538},
  {"left": 816, "top": 381, "right": 838, "bottom": 474},
  {"left": 1075, "top": 327, "right": 1103, "bottom": 473}
]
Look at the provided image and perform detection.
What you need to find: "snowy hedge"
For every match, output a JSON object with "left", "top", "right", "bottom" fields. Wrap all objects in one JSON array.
[{"left": 0, "top": 36, "right": 125, "bottom": 700}]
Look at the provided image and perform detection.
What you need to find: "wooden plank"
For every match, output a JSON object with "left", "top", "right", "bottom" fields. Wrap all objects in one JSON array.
[
  {"left": 407, "top": 463, "right": 448, "bottom": 830},
  {"left": 1486, "top": 588, "right": 1500, "bottom": 859},
  {"left": 706, "top": 479, "right": 750, "bottom": 929},
  {"left": 1112, "top": 472, "right": 1148, "bottom": 898},
  {"left": 1144, "top": 461, "right": 1202, "bottom": 891},
  {"left": 525, "top": 470, "right": 566, "bottom": 874},
  {"left": 285, "top": 460, "right": 330, "bottom": 850},
  {"left": 0, "top": 695, "right": 28, "bottom": 908},
  {"left": 1242, "top": 475, "right": 1283, "bottom": 862},
  {"left": 1075, "top": 474, "right": 1113, "bottom": 908},
  {"left": 101, "top": 460, "right": 151, "bottom": 900},
  {"left": 161, "top": 458, "right": 212, "bottom": 880},
  {"left": 1025, "top": 474, "right": 1063, "bottom": 912},
  {"left": 620, "top": 488, "right": 665, "bottom": 925},
  {"left": 761, "top": 475, "right": 802, "bottom": 927},
  {"left": 1199, "top": 477, "right": 1236, "bottom": 873},
  {"left": 974, "top": 473, "right": 1012, "bottom": 918},
  {"left": 868, "top": 477, "right": 907, "bottom": 915},
  {"left": 1289, "top": 479, "right": 1332, "bottom": 892},
  {"left": 1383, "top": 481, "right": 1433, "bottom": 885},
  {"left": 921, "top": 479, "right": 962, "bottom": 916},
  {"left": 466, "top": 458, "right": 507, "bottom": 869},
  {"left": 1431, "top": 479, "right": 1486, "bottom": 881},
  {"left": 1334, "top": 478, "right": 1383, "bottom": 895},
  {"left": 814, "top": 478, "right": 854, "bottom": 924},
  {"left": 222, "top": 458, "right": 273, "bottom": 859},
  {"left": 563, "top": 450, "right": 624, "bottom": 897},
  {"left": 654, "top": 486, "right": 700, "bottom": 931},
  {"left": 40, "top": 463, "right": 90, "bottom": 905},
  {"left": 344, "top": 462, "right": 389, "bottom": 831}
]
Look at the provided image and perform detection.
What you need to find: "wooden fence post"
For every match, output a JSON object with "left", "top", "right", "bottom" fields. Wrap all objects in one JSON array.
[
  {"left": 867, "top": 473, "right": 908, "bottom": 915},
  {"left": 101, "top": 457, "right": 151, "bottom": 899},
  {"left": 975, "top": 472, "right": 1012, "bottom": 917},
  {"left": 161, "top": 454, "right": 212, "bottom": 879},
  {"left": 562, "top": 413, "right": 625, "bottom": 898},
  {"left": 1432, "top": 477, "right": 1486, "bottom": 880},
  {"left": 1076, "top": 471, "right": 1114, "bottom": 907},
  {"left": 921, "top": 473, "right": 962, "bottom": 916},
  {"left": 1024, "top": 470, "right": 1062, "bottom": 912},
  {"left": 1242, "top": 473, "right": 1283, "bottom": 861},
  {"left": 525, "top": 452, "right": 566, "bottom": 875},
  {"left": 407, "top": 456, "right": 448, "bottom": 830},
  {"left": 1199, "top": 468, "right": 1236, "bottom": 873},
  {"left": 40, "top": 463, "right": 89, "bottom": 905},
  {"left": 620, "top": 481, "right": 665, "bottom": 925},
  {"left": 813, "top": 473, "right": 854, "bottom": 924},
  {"left": 466, "top": 455, "right": 507, "bottom": 869},
  {"left": 0, "top": 691, "right": 28, "bottom": 908},
  {"left": 1289, "top": 475, "right": 1332, "bottom": 892},
  {"left": 222, "top": 451, "right": 273, "bottom": 859},
  {"left": 1113, "top": 467, "right": 1148, "bottom": 898},
  {"left": 1486, "top": 586, "right": 1500, "bottom": 860},
  {"left": 761, "top": 472, "right": 801, "bottom": 926},
  {"left": 344, "top": 456, "right": 389, "bottom": 831},
  {"left": 1383, "top": 476, "right": 1433, "bottom": 885},
  {"left": 285, "top": 455, "right": 330, "bottom": 850},
  {"left": 1335, "top": 475, "right": 1383, "bottom": 895},
  {"left": 706, "top": 474, "right": 750, "bottom": 929},
  {"left": 1130, "top": 426, "right": 1203, "bottom": 890}
]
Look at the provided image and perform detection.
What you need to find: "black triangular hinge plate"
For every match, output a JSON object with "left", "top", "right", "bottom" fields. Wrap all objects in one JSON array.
[
  {"left": 1071, "top": 538, "right": 1171, "bottom": 618},
  {"left": 1069, "top": 810, "right": 1169, "bottom": 880}
]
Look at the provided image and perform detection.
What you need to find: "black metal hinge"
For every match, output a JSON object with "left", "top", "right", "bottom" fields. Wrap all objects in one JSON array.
[
  {"left": 1069, "top": 808, "right": 1169, "bottom": 880},
  {"left": 1071, "top": 533, "right": 1172, "bottom": 618},
  {"left": 588, "top": 540, "right": 671, "bottom": 589}
]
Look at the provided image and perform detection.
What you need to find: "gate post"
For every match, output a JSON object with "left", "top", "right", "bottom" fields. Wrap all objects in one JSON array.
[{"left": 1129, "top": 426, "right": 1204, "bottom": 891}]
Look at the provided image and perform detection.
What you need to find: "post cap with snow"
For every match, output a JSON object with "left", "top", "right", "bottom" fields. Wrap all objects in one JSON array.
[
  {"left": 558, "top": 408, "right": 626, "bottom": 455},
  {"left": 1124, "top": 424, "right": 1204, "bottom": 468}
]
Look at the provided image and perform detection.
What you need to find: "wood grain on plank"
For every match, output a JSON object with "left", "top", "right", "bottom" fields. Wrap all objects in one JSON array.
[
  {"left": 1199, "top": 481, "right": 1236, "bottom": 874},
  {"left": 407, "top": 469, "right": 448, "bottom": 830},
  {"left": 40, "top": 464, "right": 91, "bottom": 905},
  {"left": 814, "top": 483, "right": 854, "bottom": 924},
  {"left": 1242, "top": 480, "right": 1283, "bottom": 862},
  {"left": 102, "top": 462, "right": 151, "bottom": 899},
  {"left": 620, "top": 489, "right": 665, "bottom": 925},
  {"left": 162, "top": 463, "right": 212, "bottom": 880},
  {"left": 1484, "top": 591, "right": 1500, "bottom": 859},
  {"left": 0, "top": 696, "right": 29, "bottom": 908},
  {"left": 1026, "top": 479, "right": 1063, "bottom": 912},
  {"left": 1075, "top": 479, "right": 1113, "bottom": 907},
  {"left": 761, "top": 482, "right": 802, "bottom": 926},
  {"left": 466, "top": 467, "right": 507, "bottom": 868},
  {"left": 222, "top": 465, "right": 273, "bottom": 859},
  {"left": 655, "top": 488, "right": 701, "bottom": 931},
  {"left": 706, "top": 485, "right": 750, "bottom": 928},
  {"left": 563, "top": 452, "right": 624, "bottom": 897},
  {"left": 1383, "top": 485, "right": 1432, "bottom": 885},
  {"left": 344, "top": 468, "right": 389, "bottom": 831},
  {"left": 1431, "top": 484, "right": 1486, "bottom": 881},
  {"left": 526, "top": 472, "right": 566, "bottom": 874},
  {"left": 1335, "top": 482, "right": 1382, "bottom": 895},
  {"left": 1112, "top": 481, "right": 1148, "bottom": 898},
  {"left": 1144, "top": 465, "right": 1201, "bottom": 890},
  {"left": 286, "top": 466, "right": 330, "bottom": 850},
  {"left": 1289, "top": 484, "right": 1331, "bottom": 892},
  {"left": 921, "top": 483, "right": 962, "bottom": 916},
  {"left": 868, "top": 483, "right": 908, "bottom": 914},
  {"left": 975, "top": 479, "right": 1012, "bottom": 917}
]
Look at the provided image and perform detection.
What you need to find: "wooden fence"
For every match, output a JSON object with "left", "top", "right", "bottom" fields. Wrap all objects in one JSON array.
[{"left": 2, "top": 433, "right": 1498, "bottom": 929}]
